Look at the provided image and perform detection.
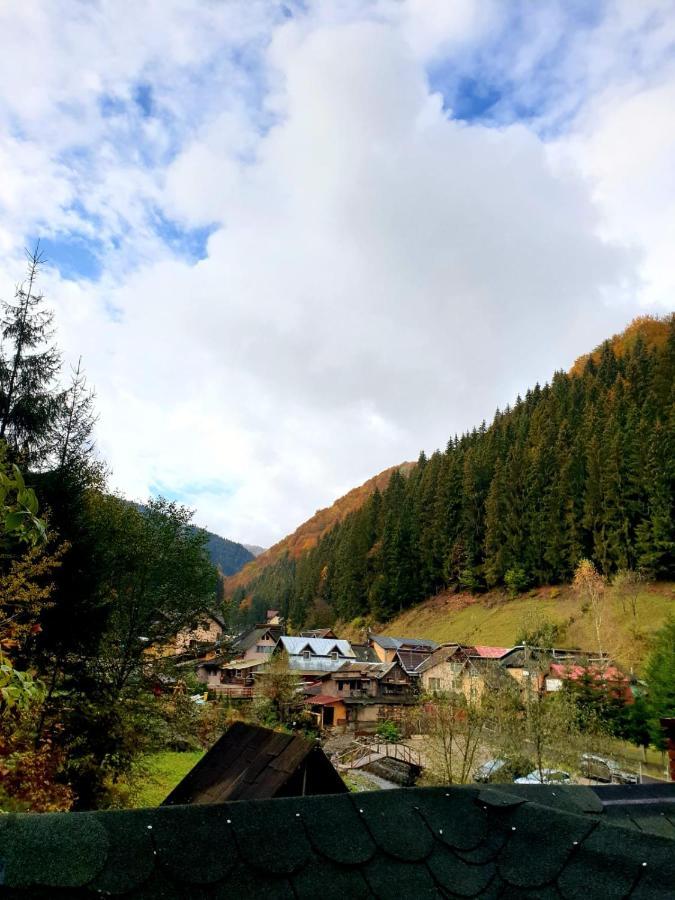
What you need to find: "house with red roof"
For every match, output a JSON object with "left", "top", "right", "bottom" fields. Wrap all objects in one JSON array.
[{"left": 545, "top": 662, "right": 632, "bottom": 701}]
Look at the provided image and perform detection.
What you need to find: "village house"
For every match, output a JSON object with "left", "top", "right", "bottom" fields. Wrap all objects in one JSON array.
[
  {"left": 228, "top": 622, "right": 284, "bottom": 660},
  {"left": 417, "top": 644, "right": 493, "bottom": 700},
  {"left": 170, "top": 610, "right": 225, "bottom": 656},
  {"left": 193, "top": 621, "right": 284, "bottom": 694},
  {"left": 368, "top": 633, "right": 438, "bottom": 664},
  {"left": 304, "top": 694, "right": 348, "bottom": 729},
  {"left": 307, "top": 659, "right": 418, "bottom": 732},
  {"left": 276, "top": 635, "right": 356, "bottom": 678}
]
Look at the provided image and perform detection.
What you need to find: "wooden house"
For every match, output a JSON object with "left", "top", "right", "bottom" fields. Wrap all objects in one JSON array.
[
  {"left": 163, "top": 722, "right": 346, "bottom": 804},
  {"left": 309, "top": 660, "right": 417, "bottom": 732},
  {"left": 228, "top": 623, "right": 283, "bottom": 661},
  {"left": 416, "top": 644, "right": 491, "bottom": 701}
]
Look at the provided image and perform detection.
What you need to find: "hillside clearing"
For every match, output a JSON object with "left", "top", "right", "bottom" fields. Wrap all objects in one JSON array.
[{"left": 377, "top": 582, "right": 674, "bottom": 671}]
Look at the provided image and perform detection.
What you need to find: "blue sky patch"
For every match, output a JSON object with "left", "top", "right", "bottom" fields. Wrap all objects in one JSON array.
[
  {"left": 150, "top": 479, "right": 238, "bottom": 504},
  {"left": 36, "top": 235, "right": 102, "bottom": 281},
  {"left": 153, "top": 213, "right": 216, "bottom": 263},
  {"left": 133, "top": 83, "right": 154, "bottom": 117}
]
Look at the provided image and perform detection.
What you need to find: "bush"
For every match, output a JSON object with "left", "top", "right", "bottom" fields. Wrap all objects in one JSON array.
[{"left": 375, "top": 720, "right": 401, "bottom": 743}]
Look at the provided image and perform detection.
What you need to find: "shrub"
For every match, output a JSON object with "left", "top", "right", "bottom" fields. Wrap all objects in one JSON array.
[{"left": 375, "top": 720, "right": 401, "bottom": 743}]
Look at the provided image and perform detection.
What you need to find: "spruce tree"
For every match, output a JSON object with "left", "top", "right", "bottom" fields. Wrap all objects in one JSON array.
[{"left": 0, "top": 247, "right": 63, "bottom": 467}]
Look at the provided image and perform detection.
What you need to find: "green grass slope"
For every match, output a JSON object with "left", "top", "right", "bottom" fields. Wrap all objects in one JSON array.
[{"left": 380, "top": 582, "right": 674, "bottom": 672}]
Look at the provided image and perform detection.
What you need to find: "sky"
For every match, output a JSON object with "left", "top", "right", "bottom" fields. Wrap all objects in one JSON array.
[{"left": 0, "top": 0, "right": 674, "bottom": 547}]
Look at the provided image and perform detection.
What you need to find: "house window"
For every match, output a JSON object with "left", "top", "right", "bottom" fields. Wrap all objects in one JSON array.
[
  {"left": 330, "top": 651, "right": 339, "bottom": 660},
  {"left": 337, "top": 681, "right": 344, "bottom": 691},
  {"left": 429, "top": 678, "right": 441, "bottom": 691},
  {"left": 303, "top": 650, "right": 311, "bottom": 659}
]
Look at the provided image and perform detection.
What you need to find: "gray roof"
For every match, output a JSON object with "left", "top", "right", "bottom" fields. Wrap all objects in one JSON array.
[
  {"left": 369, "top": 633, "right": 438, "bottom": 651},
  {"left": 232, "top": 625, "right": 280, "bottom": 652},
  {"left": 279, "top": 636, "right": 355, "bottom": 658},
  {"left": 287, "top": 656, "right": 349, "bottom": 674}
]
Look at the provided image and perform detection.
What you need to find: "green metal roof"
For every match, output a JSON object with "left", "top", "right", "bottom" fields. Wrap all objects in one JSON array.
[{"left": 0, "top": 784, "right": 673, "bottom": 897}]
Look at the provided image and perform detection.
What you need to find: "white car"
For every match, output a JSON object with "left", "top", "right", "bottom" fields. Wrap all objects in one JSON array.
[
  {"left": 515, "top": 768, "right": 571, "bottom": 785},
  {"left": 474, "top": 758, "right": 509, "bottom": 783}
]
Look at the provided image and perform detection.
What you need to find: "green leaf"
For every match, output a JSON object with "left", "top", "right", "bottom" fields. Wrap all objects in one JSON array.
[
  {"left": 11, "top": 464, "right": 25, "bottom": 490},
  {"left": 4, "top": 510, "right": 26, "bottom": 532}
]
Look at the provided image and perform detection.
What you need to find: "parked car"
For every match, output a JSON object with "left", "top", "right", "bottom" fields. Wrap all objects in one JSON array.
[
  {"left": 474, "top": 758, "right": 508, "bottom": 783},
  {"left": 474, "top": 755, "right": 534, "bottom": 784},
  {"left": 515, "top": 768, "right": 572, "bottom": 785},
  {"left": 580, "top": 753, "right": 638, "bottom": 784}
]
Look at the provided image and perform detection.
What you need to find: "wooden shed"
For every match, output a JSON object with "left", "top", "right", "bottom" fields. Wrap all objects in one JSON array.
[{"left": 162, "top": 722, "right": 346, "bottom": 805}]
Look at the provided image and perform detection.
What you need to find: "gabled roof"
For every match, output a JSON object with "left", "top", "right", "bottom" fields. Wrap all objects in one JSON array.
[
  {"left": 231, "top": 624, "right": 281, "bottom": 652},
  {"left": 278, "top": 636, "right": 355, "bottom": 658},
  {"left": 2, "top": 783, "right": 673, "bottom": 897},
  {"left": 416, "top": 642, "right": 464, "bottom": 674},
  {"left": 162, "top": 722, "right": 345, "bottom": 805},
  {"left": 395, "top": 647, "right": 434, "bottom": 675},
  {"left": 299, "top": 628, "right": 337, "bottom": 639},
  {"left": 369, "top": 633, "right": 438, "bottom": 651}
]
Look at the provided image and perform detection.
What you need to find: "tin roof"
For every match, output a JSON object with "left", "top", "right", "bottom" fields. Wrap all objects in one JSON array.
[
  {"left": 278, "top": 636, "right": 355, "bottom": 658},
  {"left": 369, "top": 633, "right": 438, "bottom": 651},
  {"left": 221, "top": 658, "right": 265, "bottom": 671},
  {"left": 304, "top": 694, "right": 343, "bottom": 706}
]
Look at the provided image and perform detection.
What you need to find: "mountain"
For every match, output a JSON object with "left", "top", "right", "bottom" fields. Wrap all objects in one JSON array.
[
  {"left": 243, "top": 544, "right": 266, "bottom": 557},
  {"left": 199, "top": 529, "right": 254, "bottom": 576},
  {"left": 225, "top": 315, "right": 674, "bottom": 630},
  {"left": 224, "top": 462, "right": 414, "bottom": 594}
]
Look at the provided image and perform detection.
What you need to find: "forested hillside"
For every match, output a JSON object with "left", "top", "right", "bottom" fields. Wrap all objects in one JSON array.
[
  {"left": 198, "top": 529, "right": 253, "bottom": 575},
  {"left": 227, "top": 316, "right": 674, "bottom": 629},
  {"left": 226, "top": 462, "right": 414, "bottom": 592}
]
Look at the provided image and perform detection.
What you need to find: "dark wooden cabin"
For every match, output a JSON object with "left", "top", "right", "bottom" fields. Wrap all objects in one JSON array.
[{"left": 162, "top": 722, "right": 346, "bottom": 805}]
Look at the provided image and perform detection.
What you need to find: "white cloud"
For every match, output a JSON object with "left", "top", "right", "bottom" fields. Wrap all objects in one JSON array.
[{"left": 0, "top": 2, "right": 671, "bottom": 545}]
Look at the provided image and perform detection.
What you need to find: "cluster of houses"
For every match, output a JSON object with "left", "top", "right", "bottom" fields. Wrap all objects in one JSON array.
[{"left": 168, "top": 609, "right": 630, "bottom": 734}]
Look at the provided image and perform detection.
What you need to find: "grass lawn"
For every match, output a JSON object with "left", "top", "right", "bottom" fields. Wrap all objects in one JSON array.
[{"left": 131, "top": 750, "right": 204, "bottom": 808}]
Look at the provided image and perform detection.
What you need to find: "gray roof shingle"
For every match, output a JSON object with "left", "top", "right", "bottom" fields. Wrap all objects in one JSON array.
[{"left": 0, "top": 783, "right": 674, "bottom": 898}]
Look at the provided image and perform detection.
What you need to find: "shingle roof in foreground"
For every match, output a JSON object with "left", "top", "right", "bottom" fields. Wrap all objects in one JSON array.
[{"left": 0, "top": 783, "right": 674, "bottom": 898}]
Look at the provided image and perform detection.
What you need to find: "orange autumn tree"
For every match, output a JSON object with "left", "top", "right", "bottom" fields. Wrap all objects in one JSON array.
[{"left": 0, "top": 448, "right": 71, "bottom": 811}]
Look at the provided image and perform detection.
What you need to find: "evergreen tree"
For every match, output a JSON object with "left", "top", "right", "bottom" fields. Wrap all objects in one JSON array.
[{"left": 0, "top": 247, "right": 63, "bottom": 467}]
